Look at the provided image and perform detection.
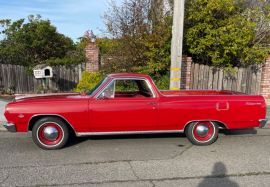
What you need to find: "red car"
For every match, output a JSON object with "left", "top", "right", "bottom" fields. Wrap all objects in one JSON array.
[{"left": 3, "top": 73, "right": 267, "bottom": 149}]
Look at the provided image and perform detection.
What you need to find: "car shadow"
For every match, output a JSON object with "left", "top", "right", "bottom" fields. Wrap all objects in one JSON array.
[
  {"left": 65, "top": 128, "right": 257, "bottom": 148},
  {"left": 65, "top": 133, "right": 186, "bottom": 148},
  {"left": 219, "top": 128, "right": 257, "bottom": 135},
  {"left": 65, "top": 135, "right": 89, "bottom": 148},
  {"left": 87, "top": 133, "right": 186, "bottom": 140}
]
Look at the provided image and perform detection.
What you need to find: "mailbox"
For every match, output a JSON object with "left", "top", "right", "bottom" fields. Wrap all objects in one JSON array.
[{"left": 33, "top": 65, "right": 53, "bottom": 79}]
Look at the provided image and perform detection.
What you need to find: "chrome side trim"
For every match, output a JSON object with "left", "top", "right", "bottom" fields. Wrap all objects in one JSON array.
[
  {"left": 94, "top": 77, "right": 157, "bottom": 99},
  {"left": 76, "top": 130, "right": 183, "bottom": 137},
  {"left": 28, "top": 114, "right": 76, "bottom": 132}
]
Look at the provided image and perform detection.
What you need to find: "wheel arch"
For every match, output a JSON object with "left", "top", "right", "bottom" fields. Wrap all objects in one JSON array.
[
  {"left": 183, "top": 120, "right": 228, "bottom": 132},
  {"left": 28, "top": 114, "right": 76, "bottom": 134}
]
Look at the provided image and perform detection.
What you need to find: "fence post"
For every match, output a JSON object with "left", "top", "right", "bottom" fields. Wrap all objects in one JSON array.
[
  {"left": 260, "top": 56, "right": 270, "bottom": 101},
  {"left": 181, "top": 56, "right": 192, "bottom": 90}
]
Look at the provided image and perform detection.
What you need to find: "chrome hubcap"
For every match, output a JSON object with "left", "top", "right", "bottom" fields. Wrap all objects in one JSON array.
[
  {"left": 196, "top": 125, "right": 209, "bottom": 136},
  {"left": 43, "top": 126, "right": 59, "bottom": 140}
]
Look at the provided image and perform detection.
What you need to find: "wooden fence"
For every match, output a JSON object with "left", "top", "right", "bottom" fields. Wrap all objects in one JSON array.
[
  {"left": 0, "top": 62, "right": 263, "bottom": 95},
  {"left": 0, "top": 63, "right": 85, "bottom": 94},
  {"left": 190, "top": 63, "right": 262, "bottom": 94}
]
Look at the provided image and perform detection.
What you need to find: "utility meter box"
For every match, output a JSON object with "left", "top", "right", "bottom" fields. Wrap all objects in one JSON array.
[{"left": 33, "top": 65, "right": 53, "bottom": 79}]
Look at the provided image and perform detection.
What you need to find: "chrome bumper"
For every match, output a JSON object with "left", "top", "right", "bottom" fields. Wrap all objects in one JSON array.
[
  {"left": 3, "top": 122, "right": 16, "bottom": 132},
  {"left": 259, "top": 119, "right": 268, "bottom": 128}
]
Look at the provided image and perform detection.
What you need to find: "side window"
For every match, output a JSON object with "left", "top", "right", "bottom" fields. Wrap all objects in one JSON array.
[
  {"left": 115, "top": 80, "right": 139, "bottom": 92},
  {"left": 98, "top": 79, "right": 154, "bottom": 99},
  {"left": 115, "top": 79, "right": 153, "bottom": 98},
  {"left": 138, "top": 80, "right": 153, "bottom": 95},
  {"left": 135, "top": 80, "right": 153, "bottom": 97},
  {"left": 98, "top": 81, "right": 115, "bottom": 99}
]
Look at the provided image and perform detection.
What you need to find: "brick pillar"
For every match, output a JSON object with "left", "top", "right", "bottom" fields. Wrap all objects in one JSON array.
[
  {"left": 260, "top": 56, "right": 270, "bottom": 99},
  {"left": 85, "top": 42, "right": 99, "bottom": 72},
  {"left": 181, "top": 56, "right": 192, "bottom": 89}
]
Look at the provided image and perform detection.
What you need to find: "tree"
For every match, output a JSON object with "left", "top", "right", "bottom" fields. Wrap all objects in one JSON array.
[
  {"left": 184, "top": 0, "right": 270, "bottom": 68},
  {"left": 0, "top": 15, "right": 85, "bottom": 66},
  {"left": 242, "top": 0, "right": 270, "bottom": 47},
  {"left": 102, "top": 0, "right": 172, "bottom": 79}
]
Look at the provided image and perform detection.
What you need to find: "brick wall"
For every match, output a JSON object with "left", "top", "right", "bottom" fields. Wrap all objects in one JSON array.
[
  {"left": 260, "top": 56, "right": 270, "bottom": 99},
  {"left": 85, "top": 42, "right": 99, "bottom": 72}
]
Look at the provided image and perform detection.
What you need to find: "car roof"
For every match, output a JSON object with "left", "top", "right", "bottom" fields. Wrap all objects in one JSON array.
[{"left": 108, "top": 73, "right": 150, "bottom": 79}]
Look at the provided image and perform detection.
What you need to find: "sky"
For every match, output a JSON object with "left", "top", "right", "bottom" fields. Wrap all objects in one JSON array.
[{"left": 0, "top": 0, "right": 121, "bottom": 41}]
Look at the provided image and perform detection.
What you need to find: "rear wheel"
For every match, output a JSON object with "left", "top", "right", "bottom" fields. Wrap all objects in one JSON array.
[
  {"left": 32, "top": 117, "right": 69, "bottom": 150},
  {"left": 185, "top": 121, "right": 218, "bottom": 146}
]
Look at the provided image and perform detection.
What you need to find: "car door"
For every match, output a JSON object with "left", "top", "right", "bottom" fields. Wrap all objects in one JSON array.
[{"left": 89, "top": 78, "right": 158, "bottom": 132}]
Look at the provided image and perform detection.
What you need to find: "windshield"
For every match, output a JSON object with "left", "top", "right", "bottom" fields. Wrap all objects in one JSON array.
[{"left": 86, "top": 77, "right": 108, "bottom": 95}]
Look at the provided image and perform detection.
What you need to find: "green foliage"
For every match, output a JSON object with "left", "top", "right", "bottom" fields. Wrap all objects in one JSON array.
[
  {"left": 115, "top": 80, "right": 139, "bottom": 92},
  {"left": 97, "top": 38, "right": 123, "bottom": 55},
  {"left": 141, "top": 16, "right": 172, "bottom": 76},
  {"left": 75, "top": 71, "right": 103, "bottom": 92},
  {"left": 0, "top": 15, "right": 85, "bottom": 66},
  {"left": 44, "top": 49, "right": 86, "bottom": 66},
  {"left": 98, "top": 31, "right": 172, "bottom": 78},
  {"left": 184, "top": 0, "right": 270, "bottom": 67},
  {"left": 75, "top": 71, "right": 169, "bottom": 93},
  {"left": 102, "top": 0, "right": 172, "bottom": 79},
  {"left": 0, "top": 86, "right": 15, "bottom": 95},
  {"left": 153, "top": 74, "right": 170, "bottom": 90}
]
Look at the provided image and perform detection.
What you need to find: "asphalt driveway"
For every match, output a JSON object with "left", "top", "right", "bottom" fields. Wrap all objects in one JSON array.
[{"left": 0, "top": 129, "right": 270, "bottom": 186}]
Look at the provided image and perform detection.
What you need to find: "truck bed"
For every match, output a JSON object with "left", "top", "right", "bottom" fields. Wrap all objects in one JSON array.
[{"left": 160, "top": 90, "right": 245, "bottom": 96}]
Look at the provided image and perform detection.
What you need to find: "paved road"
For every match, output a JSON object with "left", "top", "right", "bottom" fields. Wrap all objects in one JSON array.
[
  {"left": 0, "top": 129, "right": 270, "bottom": 186},
  {"left": 0, "top": 99, "right": 270, "bottom": 186}
]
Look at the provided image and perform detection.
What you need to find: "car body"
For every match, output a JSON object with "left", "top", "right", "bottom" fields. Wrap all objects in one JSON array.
[{"left": 4, "top": 73, "right": 267, "bottom": 149}]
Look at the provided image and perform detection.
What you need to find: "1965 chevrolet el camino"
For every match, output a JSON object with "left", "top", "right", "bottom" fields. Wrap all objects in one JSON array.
[{"left": 3, "top": 73, "right": 268, "bottom": 149}]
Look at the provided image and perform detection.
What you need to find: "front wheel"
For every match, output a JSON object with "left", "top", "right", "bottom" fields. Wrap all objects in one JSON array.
[
  {"left": 32, "top": 117, "right": 69, "bottom": 150},
  {"left": 185, "top": 121, "right": 218, "bottom": 146}
]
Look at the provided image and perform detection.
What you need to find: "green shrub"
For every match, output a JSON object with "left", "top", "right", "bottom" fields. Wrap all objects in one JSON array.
[
  {"left": 75, "top": 71, "right": 103, "bottom": 92},
  {"left": 153, "top": 74, "right": 170, "bottom": 90},
  {"left": 75, "top": 71, "right": 170, "bottom": 93}
]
